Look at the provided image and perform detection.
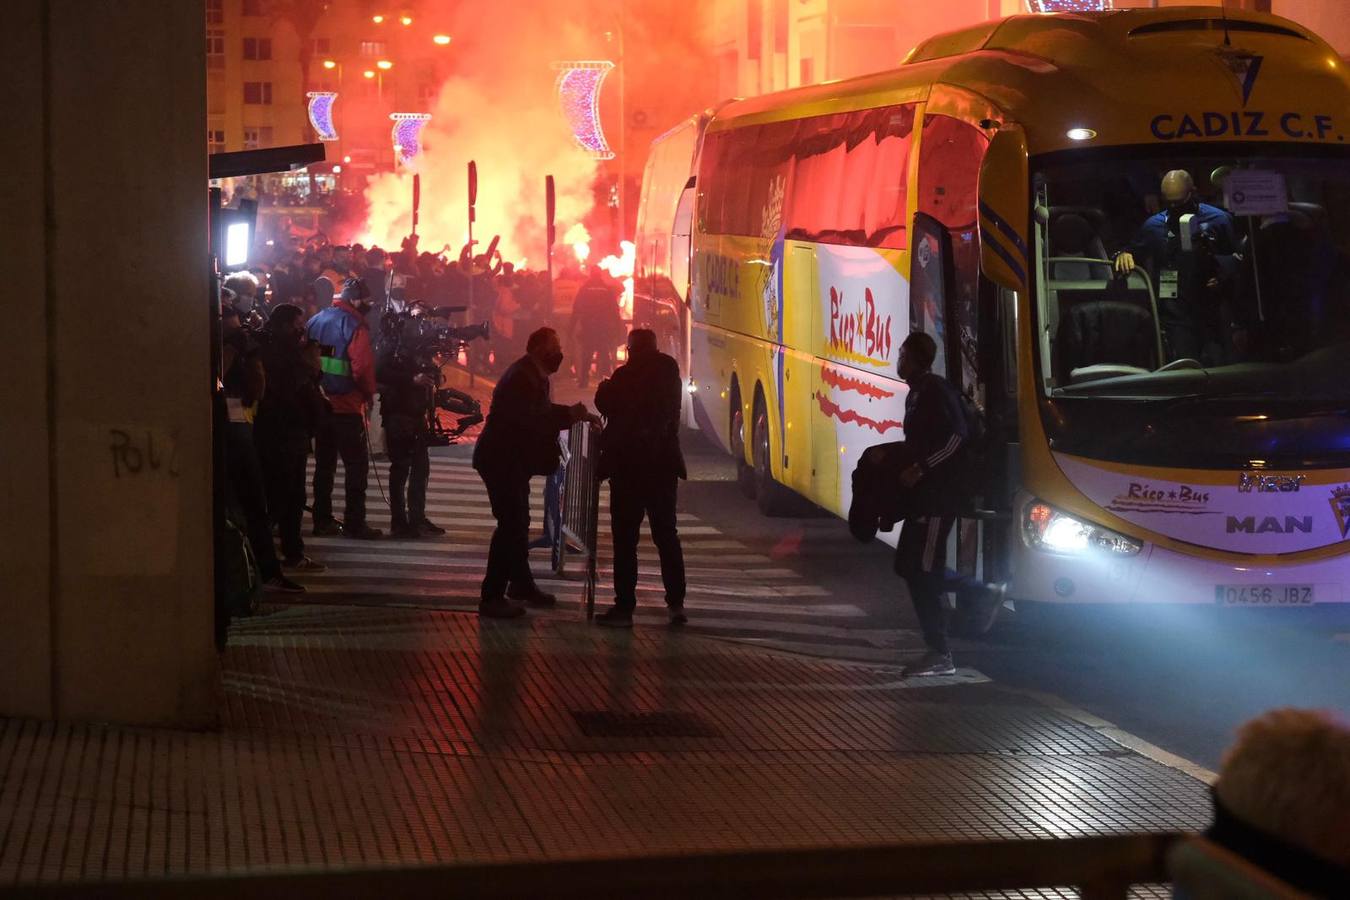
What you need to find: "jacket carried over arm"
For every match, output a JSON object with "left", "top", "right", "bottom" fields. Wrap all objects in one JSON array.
[{"left": 472, "top": 354, "right": 574, "bottom": 476}]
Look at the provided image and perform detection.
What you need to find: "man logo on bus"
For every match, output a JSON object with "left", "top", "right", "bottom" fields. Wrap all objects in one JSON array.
[{"left": 1331, "top": 485, "right": 1350, "bottom": 540}]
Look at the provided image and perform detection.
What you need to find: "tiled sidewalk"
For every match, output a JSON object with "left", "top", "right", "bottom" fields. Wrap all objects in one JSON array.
[{"left": 0, "top": 605, "right": 1211, "bottom": 885}]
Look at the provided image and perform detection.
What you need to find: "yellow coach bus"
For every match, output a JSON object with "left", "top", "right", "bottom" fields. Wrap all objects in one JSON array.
[{"left": 634, "top": 7, "right": 1350, "bottom": 619}]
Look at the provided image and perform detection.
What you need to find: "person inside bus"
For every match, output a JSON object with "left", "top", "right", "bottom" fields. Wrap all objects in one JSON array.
[
  {"left": 1113, "top": 169, "right": 1240, "bottom": 365},
  {"left": 893, "top": 331, "right": 973, "bottom": 678}
]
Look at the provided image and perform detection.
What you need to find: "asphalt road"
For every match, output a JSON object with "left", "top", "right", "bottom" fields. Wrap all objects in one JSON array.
[{"left": 674, "top": 428, "right": 1350, "bottom": 773}]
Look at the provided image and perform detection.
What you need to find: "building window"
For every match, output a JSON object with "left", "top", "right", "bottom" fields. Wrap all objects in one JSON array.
[
  {"left": 773, "top": 0, "right": 788, "bottom": 54},
  {"left": 206, "top": 0, "right": 223, "bottom": 26},
  {"left": 242, "top": 37, "right": 273, "bottom": 60},
  {"left": 310, "top": 37, "right": 331, "bottom": 55},
  {"left": 208, "top": 129, "right": 226, "bottom": 154},
  {"left": 242, "top": 127, "right": 273, "bottom": 150},
  {"left": 360, "top": 40, "right": 387, "bottom": 57},
  {"left": 241, "top": 0, "right": 265, "bottom": 15},
  {"left": 243, "top": 81, "right": 273, "bottom": 105},
  {"left": 206, "top": 29, "right": 225, "bottom": 69}
]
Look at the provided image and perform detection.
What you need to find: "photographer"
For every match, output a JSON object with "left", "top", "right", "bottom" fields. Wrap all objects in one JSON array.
[
  {"left": 376, "top": 346, "right": 444, "bottom": 540},
  {"left": 222, "top": 296, "right": 303, "bottom": 594},
  {"left": 306, "top": 277, "right": 382, "bottom": 540},
  {"left": 255, "top": 304, "right": 327, "bottom": 571}
]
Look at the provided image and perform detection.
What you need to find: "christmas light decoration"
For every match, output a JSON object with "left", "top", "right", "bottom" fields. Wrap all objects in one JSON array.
[
  {"left": 390, "top": 113, "right": 431, "bottom": 168},
  {"left": 306, "top": 91, "right": 339, "bottom": 142},
  {"left": 1027, "top": 0, "right": 1112, "bottom": 11},
  {"left": 553, "top": 61, "right": 615, "bottom": 160}
]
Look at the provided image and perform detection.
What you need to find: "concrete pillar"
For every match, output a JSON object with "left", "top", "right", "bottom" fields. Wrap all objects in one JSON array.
[{"left": 0, "top": 0, "right": 217, "bottom": 727}]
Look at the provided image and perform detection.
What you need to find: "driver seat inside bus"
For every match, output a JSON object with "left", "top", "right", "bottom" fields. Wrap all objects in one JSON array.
[{"left": 1055, "top": 282, "right": 1161, "bottom": 383}]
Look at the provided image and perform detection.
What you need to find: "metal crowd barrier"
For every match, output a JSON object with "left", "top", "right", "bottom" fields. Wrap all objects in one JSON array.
[
  {"left": 3, "top": 832, "right": 1184, "bottom": 899},
  {"left": 552, "top": 420, "right": 601, "bottom": 620}
]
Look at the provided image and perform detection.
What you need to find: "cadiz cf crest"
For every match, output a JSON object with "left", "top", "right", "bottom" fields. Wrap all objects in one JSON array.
[
  {"left": 1215, "top": 49, "right": 1264, "bottom": 107},
  {"left": 1331, "top": 485, "right": 1350, "bottom": 540}
]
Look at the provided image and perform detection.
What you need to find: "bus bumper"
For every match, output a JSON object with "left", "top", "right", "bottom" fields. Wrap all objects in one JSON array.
[{"left": 1009, "top": 540, "right": 1350, "bottom": 607}]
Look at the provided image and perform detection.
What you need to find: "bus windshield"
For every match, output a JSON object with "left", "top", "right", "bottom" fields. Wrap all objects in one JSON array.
[{"left": 1030, "top": 149, "right": 1350, "bottom": 468}]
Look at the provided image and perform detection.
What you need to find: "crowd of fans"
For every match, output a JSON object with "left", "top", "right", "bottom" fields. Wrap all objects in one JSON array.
[{"left": 239, "top": 233, "right": 626, "bottom": 383}]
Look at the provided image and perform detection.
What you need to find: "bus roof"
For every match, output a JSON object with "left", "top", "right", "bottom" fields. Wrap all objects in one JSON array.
[{"left": 708, "top": 7, "right": 1350, "bottom": 157}]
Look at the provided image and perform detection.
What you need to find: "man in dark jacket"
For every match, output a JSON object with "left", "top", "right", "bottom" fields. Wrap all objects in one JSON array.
[
  {"left": 473, "top": 327, "right": 599, "bottom": 618},
  {"left": 254, "top": 304, "right": 327, "bottom": 572},
  {"left": 376, "top": 348, "right": 443, "bottom": 539},
  {"left": 592, "top": 329, "right": 688, "bottom": 628},
  {"left": 893, "top": 331, "right": 970, "bottom": 677}
]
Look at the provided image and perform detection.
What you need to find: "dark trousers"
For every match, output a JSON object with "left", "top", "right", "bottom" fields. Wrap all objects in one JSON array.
[
  {"left": 386, "top": 414, "right": 430, "bottom": 527},
  {"left": 225, "top": 422, "right": 281, "bottom": 580},
  {"left": 610, "top": 473, "right": 686, "bottom": 611},
  {"left": 256, "top": 429, "right": 309, "bottom": 561},
  {"left": 576, "top": 340, "right": 613, "bottom": 388},
  {"left": 895, "top": 514, "right": 956, "bottom": 655},
  {"left": 312, "top": 412, "right": 369, "bottom": 527},
  {"left": 480, "top": 469, "right": 538, "bottom": 601}
]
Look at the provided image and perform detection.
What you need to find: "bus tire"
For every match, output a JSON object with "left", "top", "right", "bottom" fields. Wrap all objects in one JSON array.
[
  {"left": 752, "top": 394, "right": 799, "bottom": 517},
  {"left": 730, "top": 391, "right": 756, "bottom": 499}
]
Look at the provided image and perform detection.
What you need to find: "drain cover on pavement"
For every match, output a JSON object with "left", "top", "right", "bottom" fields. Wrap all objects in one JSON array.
[{"left": 572, "top": 710, "right": 720, "bottom": 738}]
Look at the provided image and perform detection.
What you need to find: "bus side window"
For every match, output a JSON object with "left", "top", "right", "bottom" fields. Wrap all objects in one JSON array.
[{"left": 910, "top": 214, "right": 949, "bottom": 379}]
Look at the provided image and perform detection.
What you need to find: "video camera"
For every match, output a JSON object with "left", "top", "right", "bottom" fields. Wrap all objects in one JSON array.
[{"left": 379, "top": 299, "right": 491, "bottom": 445}]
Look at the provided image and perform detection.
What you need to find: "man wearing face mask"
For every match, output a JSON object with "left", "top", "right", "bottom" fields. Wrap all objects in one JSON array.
[
  {"left": 473, "top": 327, "right": 601, "bottom": 619},
  {"left": 1114, "top": 169, "right": 1239, "bottom": 364},
  {"left": 306, "top": 277, "right": 383, "bottom": 540}
]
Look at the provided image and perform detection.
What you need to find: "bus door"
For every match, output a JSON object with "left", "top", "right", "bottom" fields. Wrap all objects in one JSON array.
[
  {"left": 672, "top": 178, "right": 695, "bottom": 424},
  {"left": 780, "top": 243, "right": 816, "bottom": 496},
  {"left": 912, "top": 211, "right": 986, "bottom": 584}
]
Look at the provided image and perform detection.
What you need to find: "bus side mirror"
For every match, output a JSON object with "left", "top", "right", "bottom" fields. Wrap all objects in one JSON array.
[{"left": 978, "top": 125, "right": 1030, "bottom": 292}]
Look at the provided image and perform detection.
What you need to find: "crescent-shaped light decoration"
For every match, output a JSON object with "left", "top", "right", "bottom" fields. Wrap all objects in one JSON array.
[
  {"left": 1026, "top": 0, "right": 1112, "bottom": 11},
  {"left": 553, "top": 61, "right": 616, "bottom": 160},
  {"left": 390, "top": 113, "right": 432, "bottom": 168},
  {"left": 307, "top": 91, "right": 339, "bottom": 142}
]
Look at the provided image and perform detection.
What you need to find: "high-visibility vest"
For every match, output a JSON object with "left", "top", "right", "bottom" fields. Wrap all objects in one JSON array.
[{"left": 306, "top": 304, "right": 361, "bottom": 396}]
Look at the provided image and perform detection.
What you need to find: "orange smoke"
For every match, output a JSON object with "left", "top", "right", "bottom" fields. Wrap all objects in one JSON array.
[
  {"left": 354, "top": 1, "right": 716, "bottom": 268},
  {"left": 357, "top": 10, "right": 603, "bottom": 263}
]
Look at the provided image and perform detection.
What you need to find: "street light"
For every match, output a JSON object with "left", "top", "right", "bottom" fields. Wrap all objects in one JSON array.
[
  {"left": 432, "top": 34, "right": 452, "bottom": 45},
  {"left": 400, "top": 15, "right": 413, "bottom": 25},
  {"left": 322, "top": 59, "right": 337, "bottom": 70},
  {"left": 372, "top": 14, "right": 384, "bottom": 23},
  {"left": 363, "top": 69, "right": 376, "bottom": 79},
  {"left": 377, "top": 59, "right": 393, "bottom": 70}
]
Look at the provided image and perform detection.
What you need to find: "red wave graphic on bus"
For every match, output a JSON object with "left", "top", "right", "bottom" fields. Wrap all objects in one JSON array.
[
  {"left": 815, "top": 392, "right": 903, "bottom": 434},
  {"left": 819, "top": 365, "right": 894, "bottom": 399},
  {"left": 829, "top": 286, "right": 893, "bottom": 364}
]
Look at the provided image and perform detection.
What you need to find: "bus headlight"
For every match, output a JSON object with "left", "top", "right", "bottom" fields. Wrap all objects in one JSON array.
[{"left": 1023, "top": 501, "right": 1142, "bottom": 557}]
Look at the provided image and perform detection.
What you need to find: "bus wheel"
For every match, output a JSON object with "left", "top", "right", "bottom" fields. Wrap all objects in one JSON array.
[
  {"left": 752, "top": 397, "right": 799, "bottom": 517},
  {"left": 730, "top": 402, "right": 756, "bottom": 499}
]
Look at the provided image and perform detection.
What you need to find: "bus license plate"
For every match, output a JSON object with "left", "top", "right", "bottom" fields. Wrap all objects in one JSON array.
[{"left": 1215, "top": 584, "right": 1315, "bottom": 606}]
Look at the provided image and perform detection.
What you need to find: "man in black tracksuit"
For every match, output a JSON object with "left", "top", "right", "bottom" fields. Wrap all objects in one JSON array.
[
  {"left": 592, "top": 328, "right": 688, "bottom": 628},
  {"left": 894, "top": 331, "right": 969, "bottom": 677}
]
